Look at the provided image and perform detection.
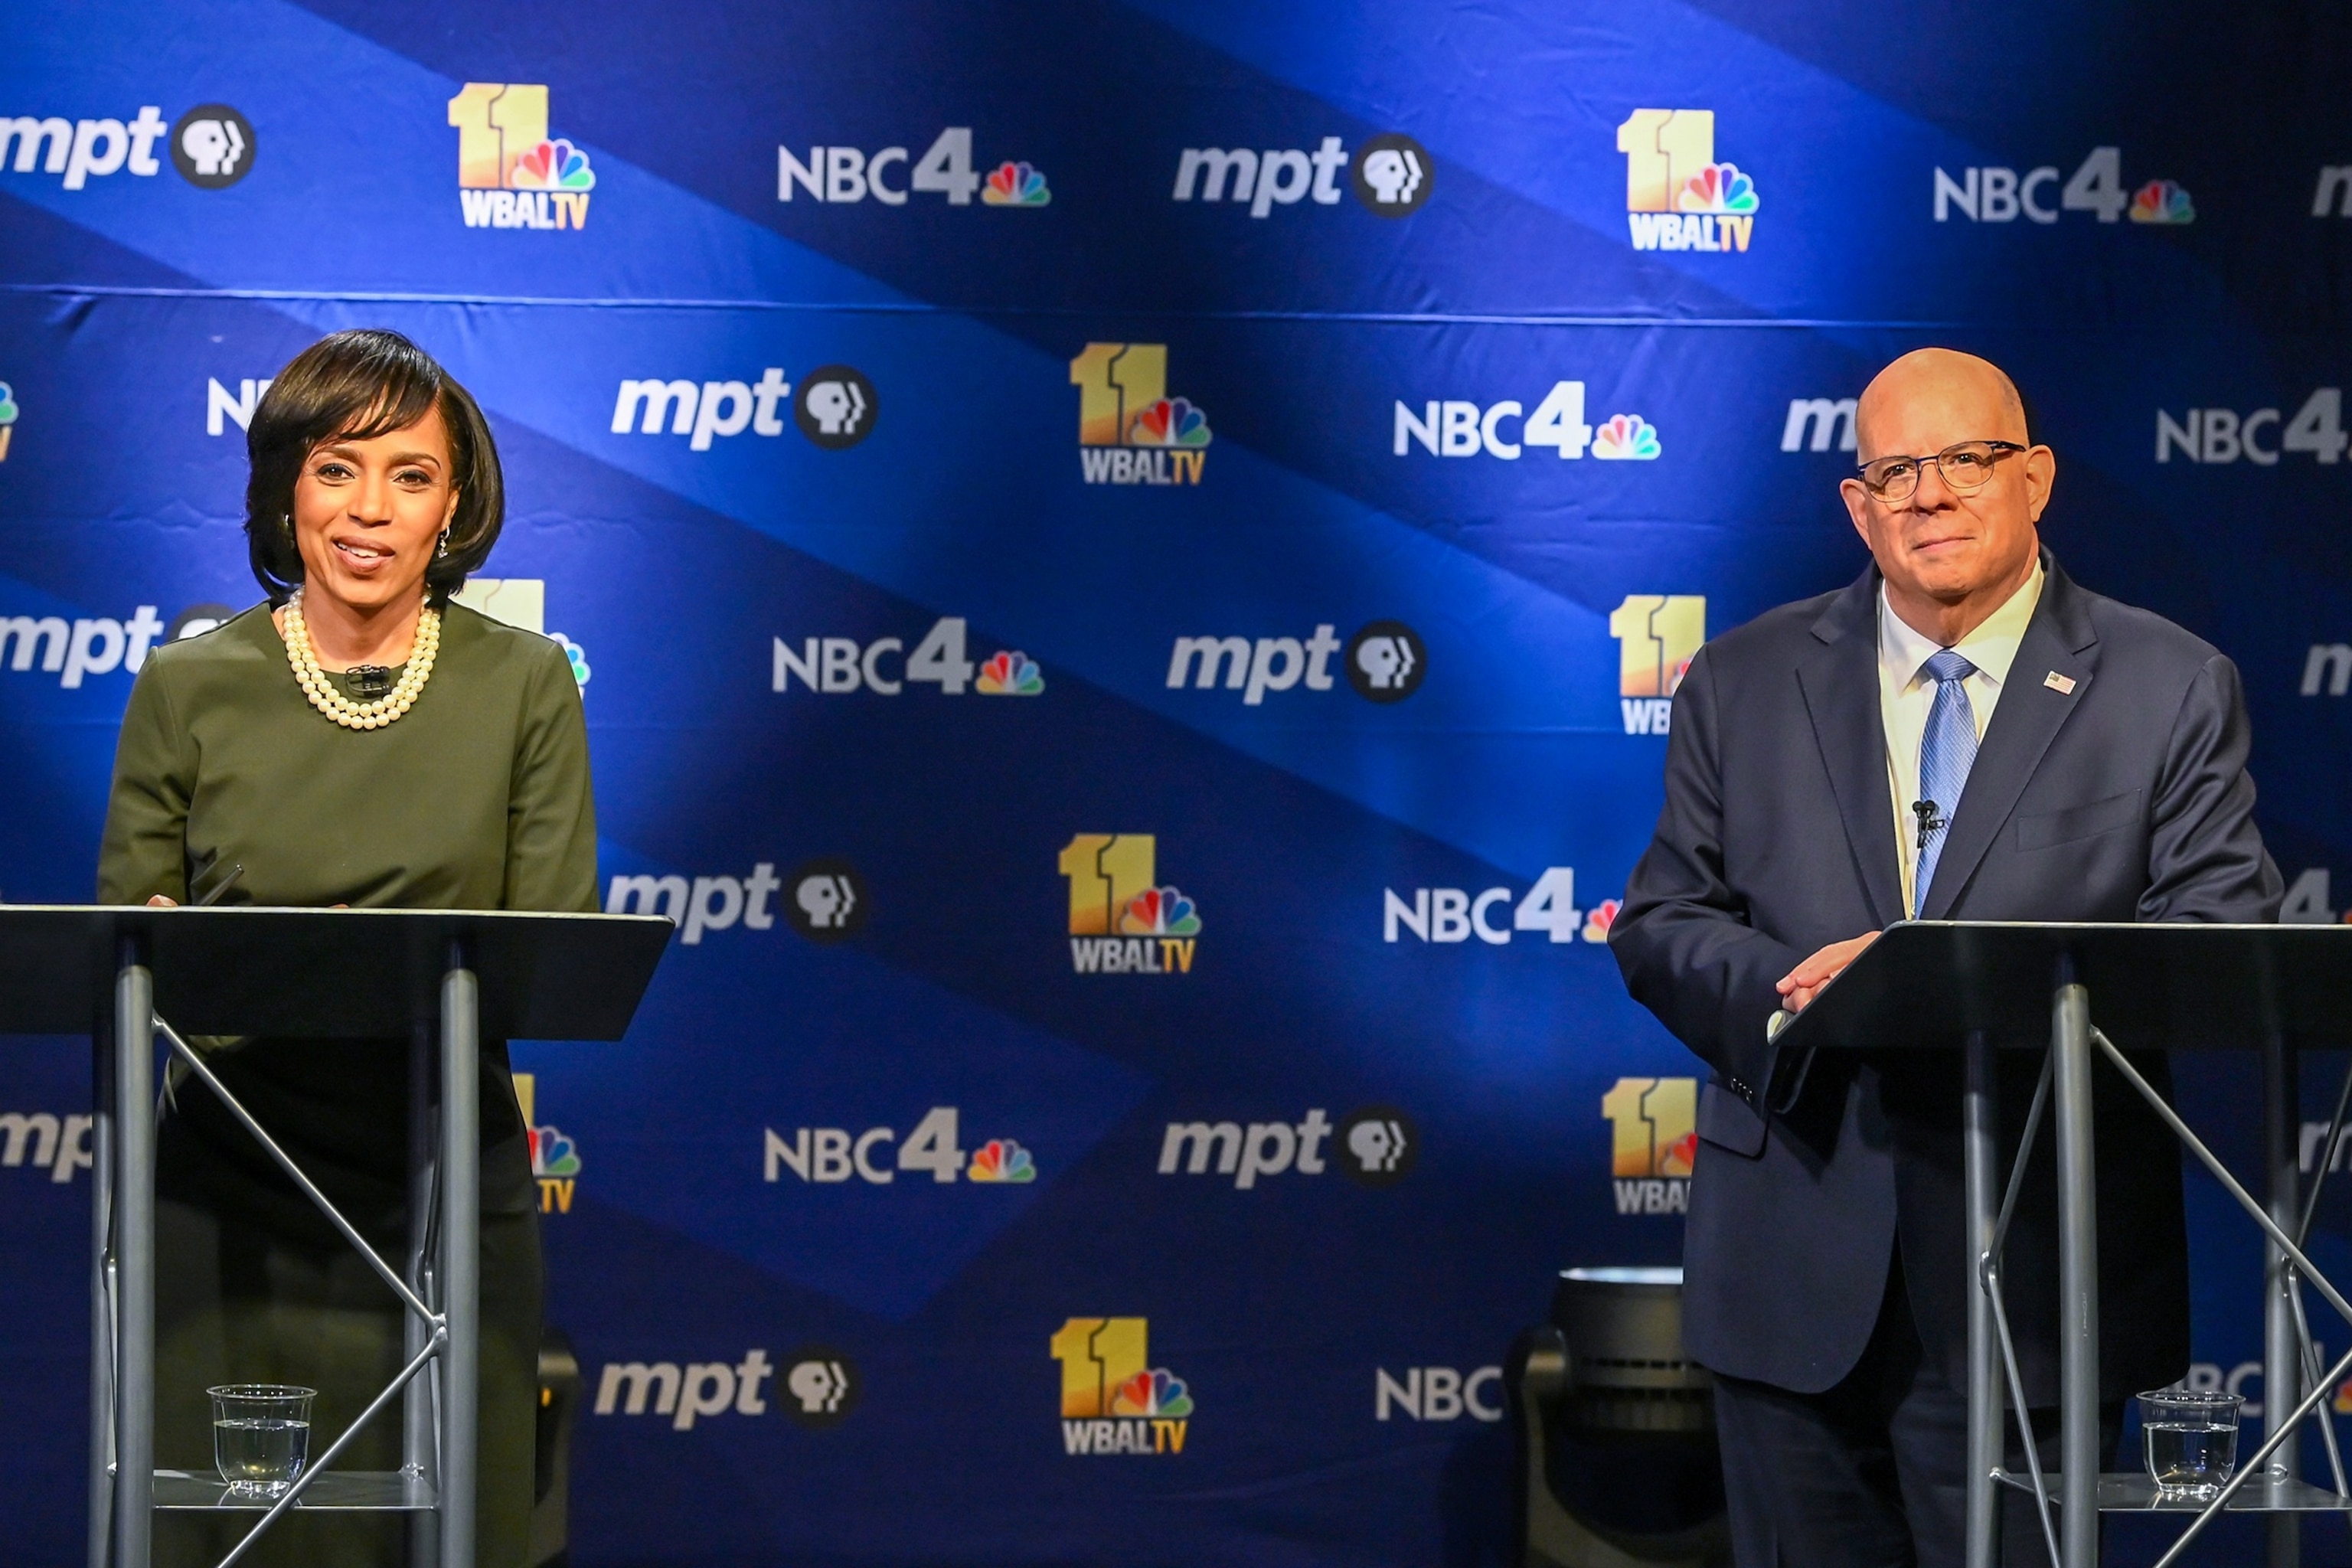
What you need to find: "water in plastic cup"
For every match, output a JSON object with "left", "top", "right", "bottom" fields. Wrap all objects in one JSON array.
[
  {"left": 209, "top": 1384, "right": 314, "bottom": 1496},
  {"left": 2138, "top": 1387, "right": 2243, "bottom": 1500}
]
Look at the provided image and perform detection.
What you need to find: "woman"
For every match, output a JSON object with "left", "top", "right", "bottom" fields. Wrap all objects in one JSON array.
[{"left": 98, "top": 328, "right": 594, "bottom": 1566}]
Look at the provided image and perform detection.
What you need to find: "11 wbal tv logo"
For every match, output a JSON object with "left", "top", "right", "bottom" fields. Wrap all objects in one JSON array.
[
  {"left": 1934, "top": 147, "right": 2191, "bottom": 226},
  {"left": 1603, "top": 1076, "right": 1697, "bottom": 1215},
  {"left": 1071, "top": 345, "right": 1212, "bottom": 485},
  {"left": 779, "top": 127, "right": 1048, "bottom": 208},
  {"left": 1052, "top": 1318, "right": 1193, "bottom": 1456},
  {"left": 514, "top": 1073, "right": 580, "bottom": 1216},
  {"left": 1612, "top": 595, "right": 1704, "bottom": 735},
  {"left": 1061, "top": 835, "right": 1200, "bottom": 975},
  {"left": 448, "top": 84, "right": 596, "bottom": 230},
  {"left": 1618, "top": 109, "right": 1759, "bottom": 253},
  {"left": 1170, "top": 132, "right": 1433, "bottom": 217},
  {"left": 1395, "top": 381, "right": 1658, "bottom": 461}
]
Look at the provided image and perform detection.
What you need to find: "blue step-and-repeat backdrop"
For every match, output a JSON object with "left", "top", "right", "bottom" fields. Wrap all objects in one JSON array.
[{"left": 6, "top": 2, "right": 2352, "bottom": 1563}]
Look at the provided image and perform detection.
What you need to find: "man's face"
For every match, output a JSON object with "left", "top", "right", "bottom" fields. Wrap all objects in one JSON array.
[{"left": 1838, "top": 363, "right": 2053, "bottom": 609}]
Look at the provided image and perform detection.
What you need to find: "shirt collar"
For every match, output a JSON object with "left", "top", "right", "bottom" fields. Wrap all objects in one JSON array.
[{"left": 1878, "top": 558, "right": 2045, "bottom": 691}]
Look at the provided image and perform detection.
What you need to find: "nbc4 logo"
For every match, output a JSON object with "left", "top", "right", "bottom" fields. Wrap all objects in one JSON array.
[
  {"left": 1618, "top": 109, "right": 1759, "bottom": 253},
  {"left": 1935, "top": 148, "right": 2191, "bottom": 226},
  {"left": 447, "top": 83, "right": 596, "bottom": 230},
  {"left": 1051, "top": 1318, "right": 1194, "bottom": 1455},
  {"left": 779, "top": 127, "right": 1048, "bottom": 208},
  {"left": 1602, "top": 1076, "right": 1696, "bottom": 1215},
  {"left": 514, "top": 1073, "right": 581, "bottom": 1215},
  {"left": 1061, "top": 835, "right": 1200, "bottom": 975},
  {"left": 763, "top": 1106, "right": 1035, "bottom": 1186},
  {"left": 1394, "top": 382, "right": 1658, "bottom": 460},
  {"left": 1071, "top": 345, "right": 1212, "bottom": 485},
  {"left": 1611, "top": 595, "right": 1704, "bottom": 735},
  {"left": 1383, "top": 869, "right": 1614, "bottom": 946}
]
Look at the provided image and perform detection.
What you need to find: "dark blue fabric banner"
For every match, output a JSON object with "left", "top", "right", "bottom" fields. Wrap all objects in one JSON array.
[{"left": 4, "top": 2, "right": 2352, "bottom": 1563}]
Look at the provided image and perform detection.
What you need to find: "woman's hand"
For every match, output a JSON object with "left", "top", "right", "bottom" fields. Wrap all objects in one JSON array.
[{"left": 147, "top": 894, "right": 178, "bottom": 907}]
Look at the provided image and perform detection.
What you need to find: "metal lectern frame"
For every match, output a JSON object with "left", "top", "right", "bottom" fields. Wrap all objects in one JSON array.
[
  {"left": 1774, "top": 921, "right": 2352, "bottom": 1568},
  {"left": 0, "top": 906, "right": 674, "bottom": 1568}
]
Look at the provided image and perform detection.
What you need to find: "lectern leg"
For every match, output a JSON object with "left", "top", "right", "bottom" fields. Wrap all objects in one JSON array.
[
  {"left": 407, "top": 1021, "right": 439, "bottom": 1568},
  {"left": 2263, "top": 1034, "right": 2302, "bottom": 1568},
  {"left": 2052, "top": 982, "right": 2097, "bottom": 1568},
  {"left": 113, "top": 952, "right": 153, "bottom": 1568},
  {"left": 88, "top": 1028, "right": 114, "bottom": 1568},
  {"left": 1964, "top": 1032, "right": 2000, "bottom": 1568},
  {"left": 439, "top": 951, "right": 479, "bottom": 1568}
]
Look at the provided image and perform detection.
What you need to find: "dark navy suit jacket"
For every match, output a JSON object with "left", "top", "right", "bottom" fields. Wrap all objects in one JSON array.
[{"left": 1610, "top": 554, "right": 2282, "bottom": 1400}]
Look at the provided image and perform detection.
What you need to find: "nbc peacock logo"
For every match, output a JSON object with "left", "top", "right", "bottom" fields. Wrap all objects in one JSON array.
[
  {"left": 1051, "top": 1317, "right": 1194, "bottom": 1455},
  {"left": 514, "top": 1073, "right": 582, "bottom": 1215},
  {"left": 1058, "top": 835, "right": 1200, "bottom": 976},
  {"left": 0, "top": 380, "right": 17, "bottom": 463},
  {"left": 1616, "top": 109, "right": 1759, "bottom": 254},
  {"left": 1070, "top": 344, "right": 1212, "bottom": 486},
  {"left": 447, "top": 84, "right": 598, "bottom": 231}
]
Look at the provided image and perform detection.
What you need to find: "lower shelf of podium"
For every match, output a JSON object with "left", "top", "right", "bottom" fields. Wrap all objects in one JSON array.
[
  {"left": 1994, "top": 1470, "right": 2352, "bottom": 1512},
  {"left": 152, "top": 1469, "right": 438, "bottom": 1511}
]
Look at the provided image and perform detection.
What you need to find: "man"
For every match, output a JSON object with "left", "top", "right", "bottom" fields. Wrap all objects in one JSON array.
[{"left": 1609, "top": 348, "right": 2282, "bottom": 1566}]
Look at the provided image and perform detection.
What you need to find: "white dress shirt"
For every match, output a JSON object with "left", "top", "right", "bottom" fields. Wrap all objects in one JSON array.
[{"left": 1879, "top": 561, "right": 2044, "bottom": 917}]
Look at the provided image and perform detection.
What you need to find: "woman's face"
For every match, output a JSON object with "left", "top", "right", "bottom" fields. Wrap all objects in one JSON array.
[{"left": 289, "top": 404, "right": 459, "bottom": 616}]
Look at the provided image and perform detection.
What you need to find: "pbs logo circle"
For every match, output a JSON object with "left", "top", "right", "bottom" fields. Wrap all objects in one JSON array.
[
  {"left": 1350, "top": 133, "right": 1432, "bottom": 217},
  {"left": 786, "top": 858, "right": 869, "bottom": 943},
  {"left": 1344, "top": 621, "right": 1427, "bottom": 704},
  {"left": 1337, "top": 1106, "right": 1418, "bottom": 1188},
  {"left": 780, "top": 1347, "right": 859, "bottom": 1429},
  {"left": 169, "top": 106, "right": 256, "bottom": 190},
  {"left": 795, "top": 366, "right": 877, "bottom": 449}
]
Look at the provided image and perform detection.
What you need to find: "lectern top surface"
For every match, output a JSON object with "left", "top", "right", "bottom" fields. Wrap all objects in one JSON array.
[
  {"left": 0, "top": 905, "right": 671, "bottom": 1039},
  {"left": 1772, "top": 920, "right": 2352, "bottom": 1054}
]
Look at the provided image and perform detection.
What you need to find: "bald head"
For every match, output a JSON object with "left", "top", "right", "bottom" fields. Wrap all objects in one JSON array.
[{"left": 1855, "top": 348, "right": 2027, "bottom": 459}]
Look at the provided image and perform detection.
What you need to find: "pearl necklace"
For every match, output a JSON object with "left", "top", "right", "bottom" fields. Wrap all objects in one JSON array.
[{"left": 282, "top": 589, "right": 441, "bottom": 730}]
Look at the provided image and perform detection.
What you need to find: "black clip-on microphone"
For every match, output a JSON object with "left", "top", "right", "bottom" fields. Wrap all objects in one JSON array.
[{"left": 1912, "top": 799, "right": 1944, "bottom": 855}]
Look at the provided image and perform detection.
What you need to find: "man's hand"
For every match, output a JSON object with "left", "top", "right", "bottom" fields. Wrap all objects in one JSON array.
[{"left": 1776, "top": 933, "right": 1880, "bottom": 1012}]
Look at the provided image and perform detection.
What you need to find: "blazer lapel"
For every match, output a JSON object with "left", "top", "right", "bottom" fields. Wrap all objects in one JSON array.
[
  {"left": 1795, "top": 567, "right": 1903, "bottom": 929},
  {"left": 1920, "top": 555, "right": 2102, "bottom": 920}
]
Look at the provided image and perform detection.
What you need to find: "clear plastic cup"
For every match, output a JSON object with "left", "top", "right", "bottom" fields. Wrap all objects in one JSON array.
[
  {"left": 2139, "top": 1387, "right": 2243, "bottom": 1499},
  {"left": 209, "top": 1384, "right": 314, "bottom": 1496}
]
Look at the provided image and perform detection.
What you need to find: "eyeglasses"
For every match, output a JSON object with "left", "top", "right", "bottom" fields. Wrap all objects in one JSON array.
[{"left": 1855, "top": 440, "right": 2027, "bottom": 503}]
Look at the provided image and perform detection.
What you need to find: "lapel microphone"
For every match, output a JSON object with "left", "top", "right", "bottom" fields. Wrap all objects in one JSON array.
[{"left": 1912, "top": 799, "right": 1944, "bottom": 854}]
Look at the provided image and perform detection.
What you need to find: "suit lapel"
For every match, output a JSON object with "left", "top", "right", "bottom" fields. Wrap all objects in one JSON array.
[
  {"left": 1920, "top": 557, "right": 2101, "bottom": 919},
  {"left": 1795, "top": 568, "right": 1903, "bottom": 929}
]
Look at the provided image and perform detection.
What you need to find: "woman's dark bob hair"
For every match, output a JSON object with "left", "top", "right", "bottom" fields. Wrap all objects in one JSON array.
[{"left": 244, "top": 329, "right": 502, "bottom": 606}]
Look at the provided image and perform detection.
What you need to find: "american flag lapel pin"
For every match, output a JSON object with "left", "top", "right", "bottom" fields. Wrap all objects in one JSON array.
[{"left": 2043, "top": 671, "right": 2077, "bottom": 695}]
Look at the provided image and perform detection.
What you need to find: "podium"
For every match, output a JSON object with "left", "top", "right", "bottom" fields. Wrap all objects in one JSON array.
[
  {"left": 0, "top": 907, "right": 672, "bottom": 1568},
  {"left": 1775, "top": 921, "right": 2352, "bottom": 1568}
]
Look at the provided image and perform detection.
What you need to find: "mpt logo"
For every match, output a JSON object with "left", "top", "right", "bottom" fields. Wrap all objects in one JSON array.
[
  {"left": 779, "top": 127, "right": 1048, "bottom": 208},
  {"left": 2, "top": 1111, "right": 95, "bottom": 1184},
  {"left": 1618, "top": 109, "right": 1759, "bottom": 253},
  {"left": 1602, "top": 1076, "right": 1696, "bottom": 1215},
  {"left": 1071, "top": 344, "right": 1212, "bottom": 485},
  {"left": 1, "top": 106, "right": 248, "bottom": 191},
  {"left": 1051, "top": 1317, "right": 1194, "bottom": 1455},
  {"left": 1611, "top": 594, "right": 1705, "bottom": 734},
  {"left": 1163, "top": 621, "right": 1425, "bottom": 705},
  {"left": 1061, "top": 834, "right": 1200, "bottom": 975},
  {"left": 1394, "top": 381, "right": 1658, "bottom": 461},
  {"left": 446, "top": 83, "right": 596, "bottom": 230},
  {"left": 0, "top": 606, "right": 166, "bottom": 689},
  {"left": 1781, "top": 397, "right": 1858, "bottom": 453},
  {"left": 605, "top": 863, "right": 785, "bottom": 945},
  {"left": 786, "top": 859, "right": 868, "bottom": 943},
  {"left": 772, "top": 616, "right": 1041, "bottom": 697},
  {"left": 782, "top": 1348, "right": 860, "bottom": 1427},
  {"left": 1171, "top": 132, "right": 1434, "bottom": 217},
  {"left": 2156, "top": 390, "right": 2345, "bottom": 466},
  {"left": 1384, "top": 869, "right": 1613, "bottom": 946},
  {"left": 594, "top": 1350, "right": 776, "bottom": 1430},
  {"left": 1934, "top": 148, "right": 2190, "bottom": 225},
  {"left": 611, "top": 365, "right": 874, "bottom": 452}
]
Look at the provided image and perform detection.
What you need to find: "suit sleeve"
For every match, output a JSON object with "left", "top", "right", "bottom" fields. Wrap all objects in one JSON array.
[
  {"left": 502, "top": 639, "right": 599, "bottom": 914},
  {"left": 96, "top": 655, "right": 195, "bottom": 906},
  {"left": 2138, "top": 653, "right": 2283, "bottom": 923},
  {"left": 1609, "top": 645, "right": 1805, "bottom": 1105}
]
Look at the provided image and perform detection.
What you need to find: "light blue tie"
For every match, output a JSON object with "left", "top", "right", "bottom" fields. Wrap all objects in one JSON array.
[{"left": 1914, "top": 648, "right": 1979, "bottom": 918}]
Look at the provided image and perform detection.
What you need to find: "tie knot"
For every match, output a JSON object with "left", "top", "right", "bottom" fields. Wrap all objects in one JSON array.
[{"left": 1922, "top": 648, "right": 1977, "bottom": 686}]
